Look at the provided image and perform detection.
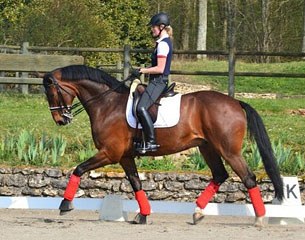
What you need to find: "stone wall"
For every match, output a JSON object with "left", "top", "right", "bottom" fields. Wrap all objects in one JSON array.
[{"left": 0, "top": 167, "right": 304, "bottom": 204}]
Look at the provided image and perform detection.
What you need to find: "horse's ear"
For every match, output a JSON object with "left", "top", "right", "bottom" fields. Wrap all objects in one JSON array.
[{"left": 32, "top": 72, "right": 45, "bottom": 78}]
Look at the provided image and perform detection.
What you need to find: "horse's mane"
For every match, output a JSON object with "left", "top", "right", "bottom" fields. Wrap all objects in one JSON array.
[{"left": 59, "top": 65, "right": 129, "bottom": 93}]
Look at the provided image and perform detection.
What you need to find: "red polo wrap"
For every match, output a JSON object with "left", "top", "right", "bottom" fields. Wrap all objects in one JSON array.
[
  {"left": 135, "top": 190, "right": 151, "bottom": 216},
  {"left": 248, "top": 186, "right": 266, "bottom": 217},
  {"left": 196, "top": 181, "right": 220, "bottom": 209},
  {"left": 63, "top": 174, "right": 80, "bottom": 201}
]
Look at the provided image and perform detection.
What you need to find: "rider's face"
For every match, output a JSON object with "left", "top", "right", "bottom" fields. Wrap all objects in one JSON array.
[{"left": 151, "top": 25, "right": 161, "bottom": 37}]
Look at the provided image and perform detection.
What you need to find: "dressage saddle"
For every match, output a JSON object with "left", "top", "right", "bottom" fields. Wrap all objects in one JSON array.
[{"left": 131, "top": 82, "right": 177, "bottom": 123}]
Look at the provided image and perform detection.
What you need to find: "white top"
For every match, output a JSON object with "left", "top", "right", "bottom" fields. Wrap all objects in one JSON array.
[{"left": 156, "top": 34, "right": 170, "bottom": 57}]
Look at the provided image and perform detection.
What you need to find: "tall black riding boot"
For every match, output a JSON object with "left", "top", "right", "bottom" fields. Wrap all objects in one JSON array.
[{"left": 136, "top": 107, "right": 160, "bottom": 154}]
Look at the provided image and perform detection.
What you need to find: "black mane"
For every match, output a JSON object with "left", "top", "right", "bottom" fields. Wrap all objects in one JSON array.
[{"left": 59, "top": 65, "right": 129, "bottom": 93}]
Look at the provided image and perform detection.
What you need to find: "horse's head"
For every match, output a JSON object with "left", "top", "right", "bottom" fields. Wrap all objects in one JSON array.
[{"left": 42, "top": 72, "right": 76, "bottom": 126}]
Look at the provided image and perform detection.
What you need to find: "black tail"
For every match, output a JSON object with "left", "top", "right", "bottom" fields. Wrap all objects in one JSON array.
[{"left": 239, "top": 101, "right": 284, "bottom": 201}]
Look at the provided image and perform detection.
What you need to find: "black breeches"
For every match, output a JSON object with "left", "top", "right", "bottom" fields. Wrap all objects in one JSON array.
[{"left": 136, "top": 77, "right": 167, "bottom": 112}]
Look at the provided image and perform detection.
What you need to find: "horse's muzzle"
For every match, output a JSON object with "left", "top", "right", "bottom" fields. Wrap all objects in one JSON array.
[{"left": 53, "top": 111, "right": 73, "bottom": 126}]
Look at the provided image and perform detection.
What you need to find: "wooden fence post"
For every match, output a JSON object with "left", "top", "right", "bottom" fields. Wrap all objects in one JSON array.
[
  {"left": 116, "top": 61, "right": 122, "bottom": 81},
  {"left": 0, "top": 46, "right": 5, "bottom": 92},
  {"left": 21, "top": 42, "right": 29, "bottom": 94},
  {"left": 0, "top": 71, "right": 4, "bottom": 92},
  {"left": 123, "top": 45, "right": 130, "bottom": 80}
]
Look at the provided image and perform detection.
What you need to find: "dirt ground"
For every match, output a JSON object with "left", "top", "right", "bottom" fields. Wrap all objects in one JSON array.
[{"left": 0, "top": 209, "right": 304, "bottom": 240}]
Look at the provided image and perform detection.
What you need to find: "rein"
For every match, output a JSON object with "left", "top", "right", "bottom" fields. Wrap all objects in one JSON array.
[
  {"left": 50, "top": 74, "right": 135, "bottom": 119},
  {"left": 46, "top": 79, "right": 74, "bottom": 121}
]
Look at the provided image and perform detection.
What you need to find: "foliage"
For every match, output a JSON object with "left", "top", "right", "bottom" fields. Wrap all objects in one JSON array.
[
  {"left": 0, "top": 0, "right": 27, "bottom": 43},
  {"left": 181, "top": 149, "right": 208, "bottom": 171},
  {"left": 136, "top": 156, "right": 176, "bottom": 171},
  {"left": 0, "top": 130, "right": 67, "bottom": 166},
  {"left": 243, "top": 140, "right": 305, "bottom": 175},
  {"left": 98, "top": 0, "right": 152, "bottom": 64},
  {"left": 2, "top": 0, "right": 305, "bottom": 61},
  {"left": 6, "top": 1, "right": 111, "bottom": 46}
]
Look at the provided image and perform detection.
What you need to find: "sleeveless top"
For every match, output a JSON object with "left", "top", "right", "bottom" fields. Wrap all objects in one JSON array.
[{"left": 150, "top": 36, "right": 173, "bottom": 80}]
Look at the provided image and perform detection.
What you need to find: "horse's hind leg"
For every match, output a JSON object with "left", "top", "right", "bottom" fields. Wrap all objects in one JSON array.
[
  {"left": 222, "top": 152, "right": 265, "bottom": 227},
  {"left": 120, "top": 157, "right": 150, "bottom": 224},
  {"left": 193, "top": 144, "right": 229, "bottom": 224}
]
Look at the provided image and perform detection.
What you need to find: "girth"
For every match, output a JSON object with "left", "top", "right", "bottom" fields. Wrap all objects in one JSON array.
[{"left": 132, "top": 82, "right": 177, "bottom": 123}]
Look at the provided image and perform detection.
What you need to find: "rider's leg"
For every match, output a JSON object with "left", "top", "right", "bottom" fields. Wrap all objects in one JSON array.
[
  {"left": 137, "top": 106, "right": 159, "bottom": 151},
  {"left": 136, "top": 77, "right": 166, "bottom": 153}
]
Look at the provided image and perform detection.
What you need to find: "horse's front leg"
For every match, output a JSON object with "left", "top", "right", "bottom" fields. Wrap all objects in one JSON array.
[
  {"left": 59, "top": 151, "right": 112, "bottom": 215},
  {"left": 120, "top": 157, "right": 151, "bottom": 224}
]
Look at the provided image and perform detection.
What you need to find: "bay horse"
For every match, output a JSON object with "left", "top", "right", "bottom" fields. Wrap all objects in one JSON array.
[{"left": 42, "top": 65, "right": 283, "bottom": 226}]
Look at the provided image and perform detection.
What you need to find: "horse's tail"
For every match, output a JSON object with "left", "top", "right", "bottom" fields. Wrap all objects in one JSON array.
[{"left": 239, "top": 101, "right": 284, "bottom": 201}]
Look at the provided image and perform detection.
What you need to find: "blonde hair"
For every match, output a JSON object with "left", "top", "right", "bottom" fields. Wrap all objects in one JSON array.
[{"left": 164, "top": 25, "right": 173, "bottom": 40}]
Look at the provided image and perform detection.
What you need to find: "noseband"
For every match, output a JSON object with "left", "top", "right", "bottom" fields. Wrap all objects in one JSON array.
[
  {"left": 44, "top": 72, "right": 136, "bottom": 122},
  {"left": 44, "top": 76, "right": 82, "bottom": 122}
]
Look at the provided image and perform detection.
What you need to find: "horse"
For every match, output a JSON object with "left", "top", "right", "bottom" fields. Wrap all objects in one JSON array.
[{"left": 41, "top": 64, "right": 283, "bottom": 226}]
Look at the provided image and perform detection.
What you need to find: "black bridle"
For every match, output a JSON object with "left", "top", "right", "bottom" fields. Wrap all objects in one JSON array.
[
  {"left": 44, "top": 73, "right": 135, "bottom": 122},
  {"left": 44, "top": 76, "right": 82, "bottom": 123}
]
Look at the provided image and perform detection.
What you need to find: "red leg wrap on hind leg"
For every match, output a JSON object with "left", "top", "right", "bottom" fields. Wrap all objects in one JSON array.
[
  {"left": 63, "top": 174, "right": 80, "bottom": 201},
  {"left": 248, "top": 186, "right": 266, "bottom": 217},
  {"left": 135, "top": 190, "right": 151, "bottom": 216},
  {"left": 196, "top": 181, "right": 220, "bottom": 209}
]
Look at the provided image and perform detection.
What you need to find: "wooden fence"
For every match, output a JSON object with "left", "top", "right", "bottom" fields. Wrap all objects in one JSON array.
[{"left": 1, "top": 42, "right": 305, "bottom": 96}]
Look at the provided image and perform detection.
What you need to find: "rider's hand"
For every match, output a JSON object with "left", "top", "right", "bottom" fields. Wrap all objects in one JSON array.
[{"left": 131, "top": 68, "right": 142, "bottom": 78}]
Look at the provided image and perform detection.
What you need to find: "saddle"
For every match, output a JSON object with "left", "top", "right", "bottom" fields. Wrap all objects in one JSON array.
[{"left": 131, "top": 81, "right": 177, "bottom": 123}]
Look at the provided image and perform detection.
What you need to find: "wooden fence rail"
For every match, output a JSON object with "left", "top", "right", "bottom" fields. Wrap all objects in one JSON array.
[{"left": 1, "top": 42, "right": 305, "bottom": 95}]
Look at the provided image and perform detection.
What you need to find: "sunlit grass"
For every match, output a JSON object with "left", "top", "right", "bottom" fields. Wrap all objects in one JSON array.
[
  {"left": 1, "top": 58, "right": 305, "bottom": 174},
  {"left": 171, "top": 59, "right": 305, "bottom": 95}
]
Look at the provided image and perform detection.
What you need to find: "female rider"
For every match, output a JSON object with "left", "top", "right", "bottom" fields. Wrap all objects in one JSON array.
[{"left": 133, "top": 12, "right": 173, "bottom": 154}]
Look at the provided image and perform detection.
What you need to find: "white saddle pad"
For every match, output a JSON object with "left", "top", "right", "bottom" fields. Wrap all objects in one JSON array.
[{"left": 126, "top": 93, "right": 182, "bottom": 129}]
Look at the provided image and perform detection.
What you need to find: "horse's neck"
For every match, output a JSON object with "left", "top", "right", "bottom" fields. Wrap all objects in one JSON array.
[{"left": 80, "top": 89, "right": 128, "bottom": 118}]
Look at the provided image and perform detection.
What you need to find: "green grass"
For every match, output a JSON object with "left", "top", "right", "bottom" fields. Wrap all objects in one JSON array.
[
  {"left": 0, "top": 93, "right": 93, "bottom": 167},
  {"left": 0, "top": 93, "right": 92, "bottom": 142},
  {"left": 1, "top": 59, "right": 305, "bottom": 174},
  {"left": 172, "top": 59, "right": 305, "bottom": 95},
  {"left": 243, "top": 98, "right": 305, "bottom": 151}
]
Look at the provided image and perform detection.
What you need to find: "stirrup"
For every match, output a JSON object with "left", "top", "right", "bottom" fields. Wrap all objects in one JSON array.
[{"left": 135, "top": 141, "right": 160, "bottom": 154}]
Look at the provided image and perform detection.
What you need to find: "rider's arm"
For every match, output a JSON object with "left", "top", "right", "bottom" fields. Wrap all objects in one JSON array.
[
  {"left": 140, "top": 57, "right": 166, "bottom": 75},
  {"left": 140, "top": 41, "right": 169, "bottom": 75}
]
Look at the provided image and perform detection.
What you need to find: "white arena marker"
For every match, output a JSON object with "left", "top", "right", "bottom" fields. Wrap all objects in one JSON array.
[
  {"left": 268, "top": 176, "right": 304, "bottom": 225},
  {"left": 99, "top": 194, "right": 128, "bottom": 222}
]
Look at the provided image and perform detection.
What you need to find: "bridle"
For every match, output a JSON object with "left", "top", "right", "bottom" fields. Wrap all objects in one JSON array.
[
  {"left": 44, "top": 73, "right": 135, "bottom": 123},
  {"left": 44, "top": 76, "right": 83, "bottom": 123}
]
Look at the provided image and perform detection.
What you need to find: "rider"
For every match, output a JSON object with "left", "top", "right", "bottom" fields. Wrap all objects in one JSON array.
[{"left": 132, "top": 12, "right": 173, "bottom": 153}]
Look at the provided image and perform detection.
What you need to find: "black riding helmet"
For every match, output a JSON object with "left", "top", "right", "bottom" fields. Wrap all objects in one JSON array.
[{"left": 147, "top": 12, "right": 170, "bottom": 26}]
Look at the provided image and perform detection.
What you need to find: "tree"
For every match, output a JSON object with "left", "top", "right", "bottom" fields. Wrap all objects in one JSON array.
[
  {"left": 0, "top": 0, "right": 27, "bottom": 44},
  {"left": 97, "top": 0, "right": 152, "bottom": 63},
  {"left": 12, "top": 0, "right": 117, "bottom": 48}
]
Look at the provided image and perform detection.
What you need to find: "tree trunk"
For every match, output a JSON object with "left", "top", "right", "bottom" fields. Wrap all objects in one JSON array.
[
  {"left": 262, "top": 0, "right": 270, "bottom": 63},
  {"left": 227, "top": 0, "right": 236, "bottom": 98},
  {"left": 181, "top": 0, "right": 191, "bottom": 51},
  {"left": 302, "top": 0, "right": 305, "bottom": 57},
  {"left": 197, "top": 0, "right": 208, "bottom": 59}
]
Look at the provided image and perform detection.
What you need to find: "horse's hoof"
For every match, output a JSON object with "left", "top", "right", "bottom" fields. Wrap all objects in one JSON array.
[
  {"left": 59, "top": 199, "right": 74, "bottom": 216},
  {"left": 193, "top": 212, "right": 205, "bottom": 225},
  {"left": 131, "top": 213, "right": 147, "bottom": 224},
  {"left": 254, "top": 216, "right": 264, "bottom": 228}
]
